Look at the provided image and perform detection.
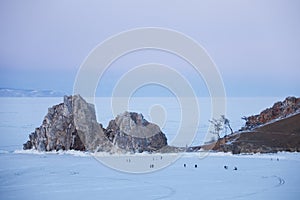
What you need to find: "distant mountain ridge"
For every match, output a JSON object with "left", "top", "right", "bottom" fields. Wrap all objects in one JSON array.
[{"left": 0, "top": 88, "right": 66, "bottom": 97}]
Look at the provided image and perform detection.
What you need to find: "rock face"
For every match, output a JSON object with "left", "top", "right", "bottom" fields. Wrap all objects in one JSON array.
[
  {"left": 104, "top": 112, "right": 168, "bottom": 153},
  {"left": 72, "top": 95, "right": 113, "bottom": 151},
  {"left": 23, "top": 95, "right": 83, "bottom": 151},
  {"left": 241, "top": 96, "right": 300, "bottom": 131},
  {"left": 23, "top": 95, "right": 112, "bottom": 151},
  {"left": 23, "top": 95, "right": 168, "bottom": 153}
]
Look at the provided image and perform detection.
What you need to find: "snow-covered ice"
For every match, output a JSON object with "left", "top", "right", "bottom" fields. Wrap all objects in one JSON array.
[
  {"left": 0, "top": 97, "right": 299, "bottom": 200},
  {"left": 1, "top": 151, "right": 299, "bottom": 200}
]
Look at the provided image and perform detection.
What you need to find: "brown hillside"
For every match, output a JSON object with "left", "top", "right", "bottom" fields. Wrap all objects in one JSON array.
[{"left": 211, "top": 113, "right": 300, "bottom": 154}]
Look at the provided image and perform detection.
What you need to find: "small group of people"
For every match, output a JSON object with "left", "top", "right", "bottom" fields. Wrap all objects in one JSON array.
[
  {"left": 271, "top": 158, "right": 280, "bottom": 161},
  {"left": 183, "top": 164, "right": 198, "bottom": 168},
  {"left": 224, "top": 165, "right": 237, "bottom": 170}
]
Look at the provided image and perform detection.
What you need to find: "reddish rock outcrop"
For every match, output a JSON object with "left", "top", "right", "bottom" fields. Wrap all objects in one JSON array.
[{"left": 241, "top": 97, "right": 300, "bottom": 130}]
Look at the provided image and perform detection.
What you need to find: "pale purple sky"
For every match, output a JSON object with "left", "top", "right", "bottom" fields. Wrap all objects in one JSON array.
[{"left": 0, "top": 0, "right": 299, "bottom": 97}]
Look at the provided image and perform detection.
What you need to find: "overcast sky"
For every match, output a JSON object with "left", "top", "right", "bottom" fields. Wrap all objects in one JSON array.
[{"left": 0, "top": 0, "right": 299, "bottom": 97}]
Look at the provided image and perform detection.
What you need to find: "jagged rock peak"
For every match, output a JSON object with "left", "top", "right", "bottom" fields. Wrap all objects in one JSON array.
[
  {"left": 23, "top": 95, "right": 112, "bottom": 152},
  {"left": 105, "top": 111, "right": 168, "bottom": 153}
]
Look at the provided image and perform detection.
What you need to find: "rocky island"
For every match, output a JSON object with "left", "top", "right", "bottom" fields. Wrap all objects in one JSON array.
[{"left": 23, "top": 95, "right": 167, "bottom": 153}]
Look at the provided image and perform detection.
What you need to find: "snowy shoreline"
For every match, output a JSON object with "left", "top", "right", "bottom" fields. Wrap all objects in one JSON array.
[{"left": 11, "top": 149, "right": 300, "bottom": 160}]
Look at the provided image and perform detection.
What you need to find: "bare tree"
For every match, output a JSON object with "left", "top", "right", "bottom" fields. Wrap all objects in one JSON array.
[
  {"left": 208, "top": 115, "right": 233, "bottom": 142},
  {"left": 221, "top": 115, "right": 233, "bottom": 135},
  {"left": 241, "top": 116, "right": 248, "bottom": 121},
  {"left": 208, "top": 118, "right": 223, "bottom": 140}
]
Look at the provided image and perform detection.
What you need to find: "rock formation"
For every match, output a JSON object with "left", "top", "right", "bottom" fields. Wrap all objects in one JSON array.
[
  {"left": 104, "top": 112, "right": 168, "bottom": 153},
  {"left": 23, "top": 95, "right": 83, "bottom": 151},
  {"left": 72, "top": 95, "right": 113, "bottom": 151},
  {"left": 241, "top": 96, "right": 300, "bottom": 130},
  {"left": 23, "top": 95, "right": 112, "bottom": 151},
  {"left": 23, "top": 95, "right": 168, "bottom": 153}
]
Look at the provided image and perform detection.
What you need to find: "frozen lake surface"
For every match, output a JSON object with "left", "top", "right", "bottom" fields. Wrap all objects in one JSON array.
[
  {"left": 1, "top": 151, "right": 299, "bottom": 200},
  {"left": 0, "top": 97, "right": 299, "bottom": 199}
]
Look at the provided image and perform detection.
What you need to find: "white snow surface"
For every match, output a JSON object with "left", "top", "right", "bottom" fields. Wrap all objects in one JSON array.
[
  {"left": 0, "top": 97, "right": 299, "bottom": 200},
  {"left": 1, "top": 151, "right": 300, "bottom": 200}
]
